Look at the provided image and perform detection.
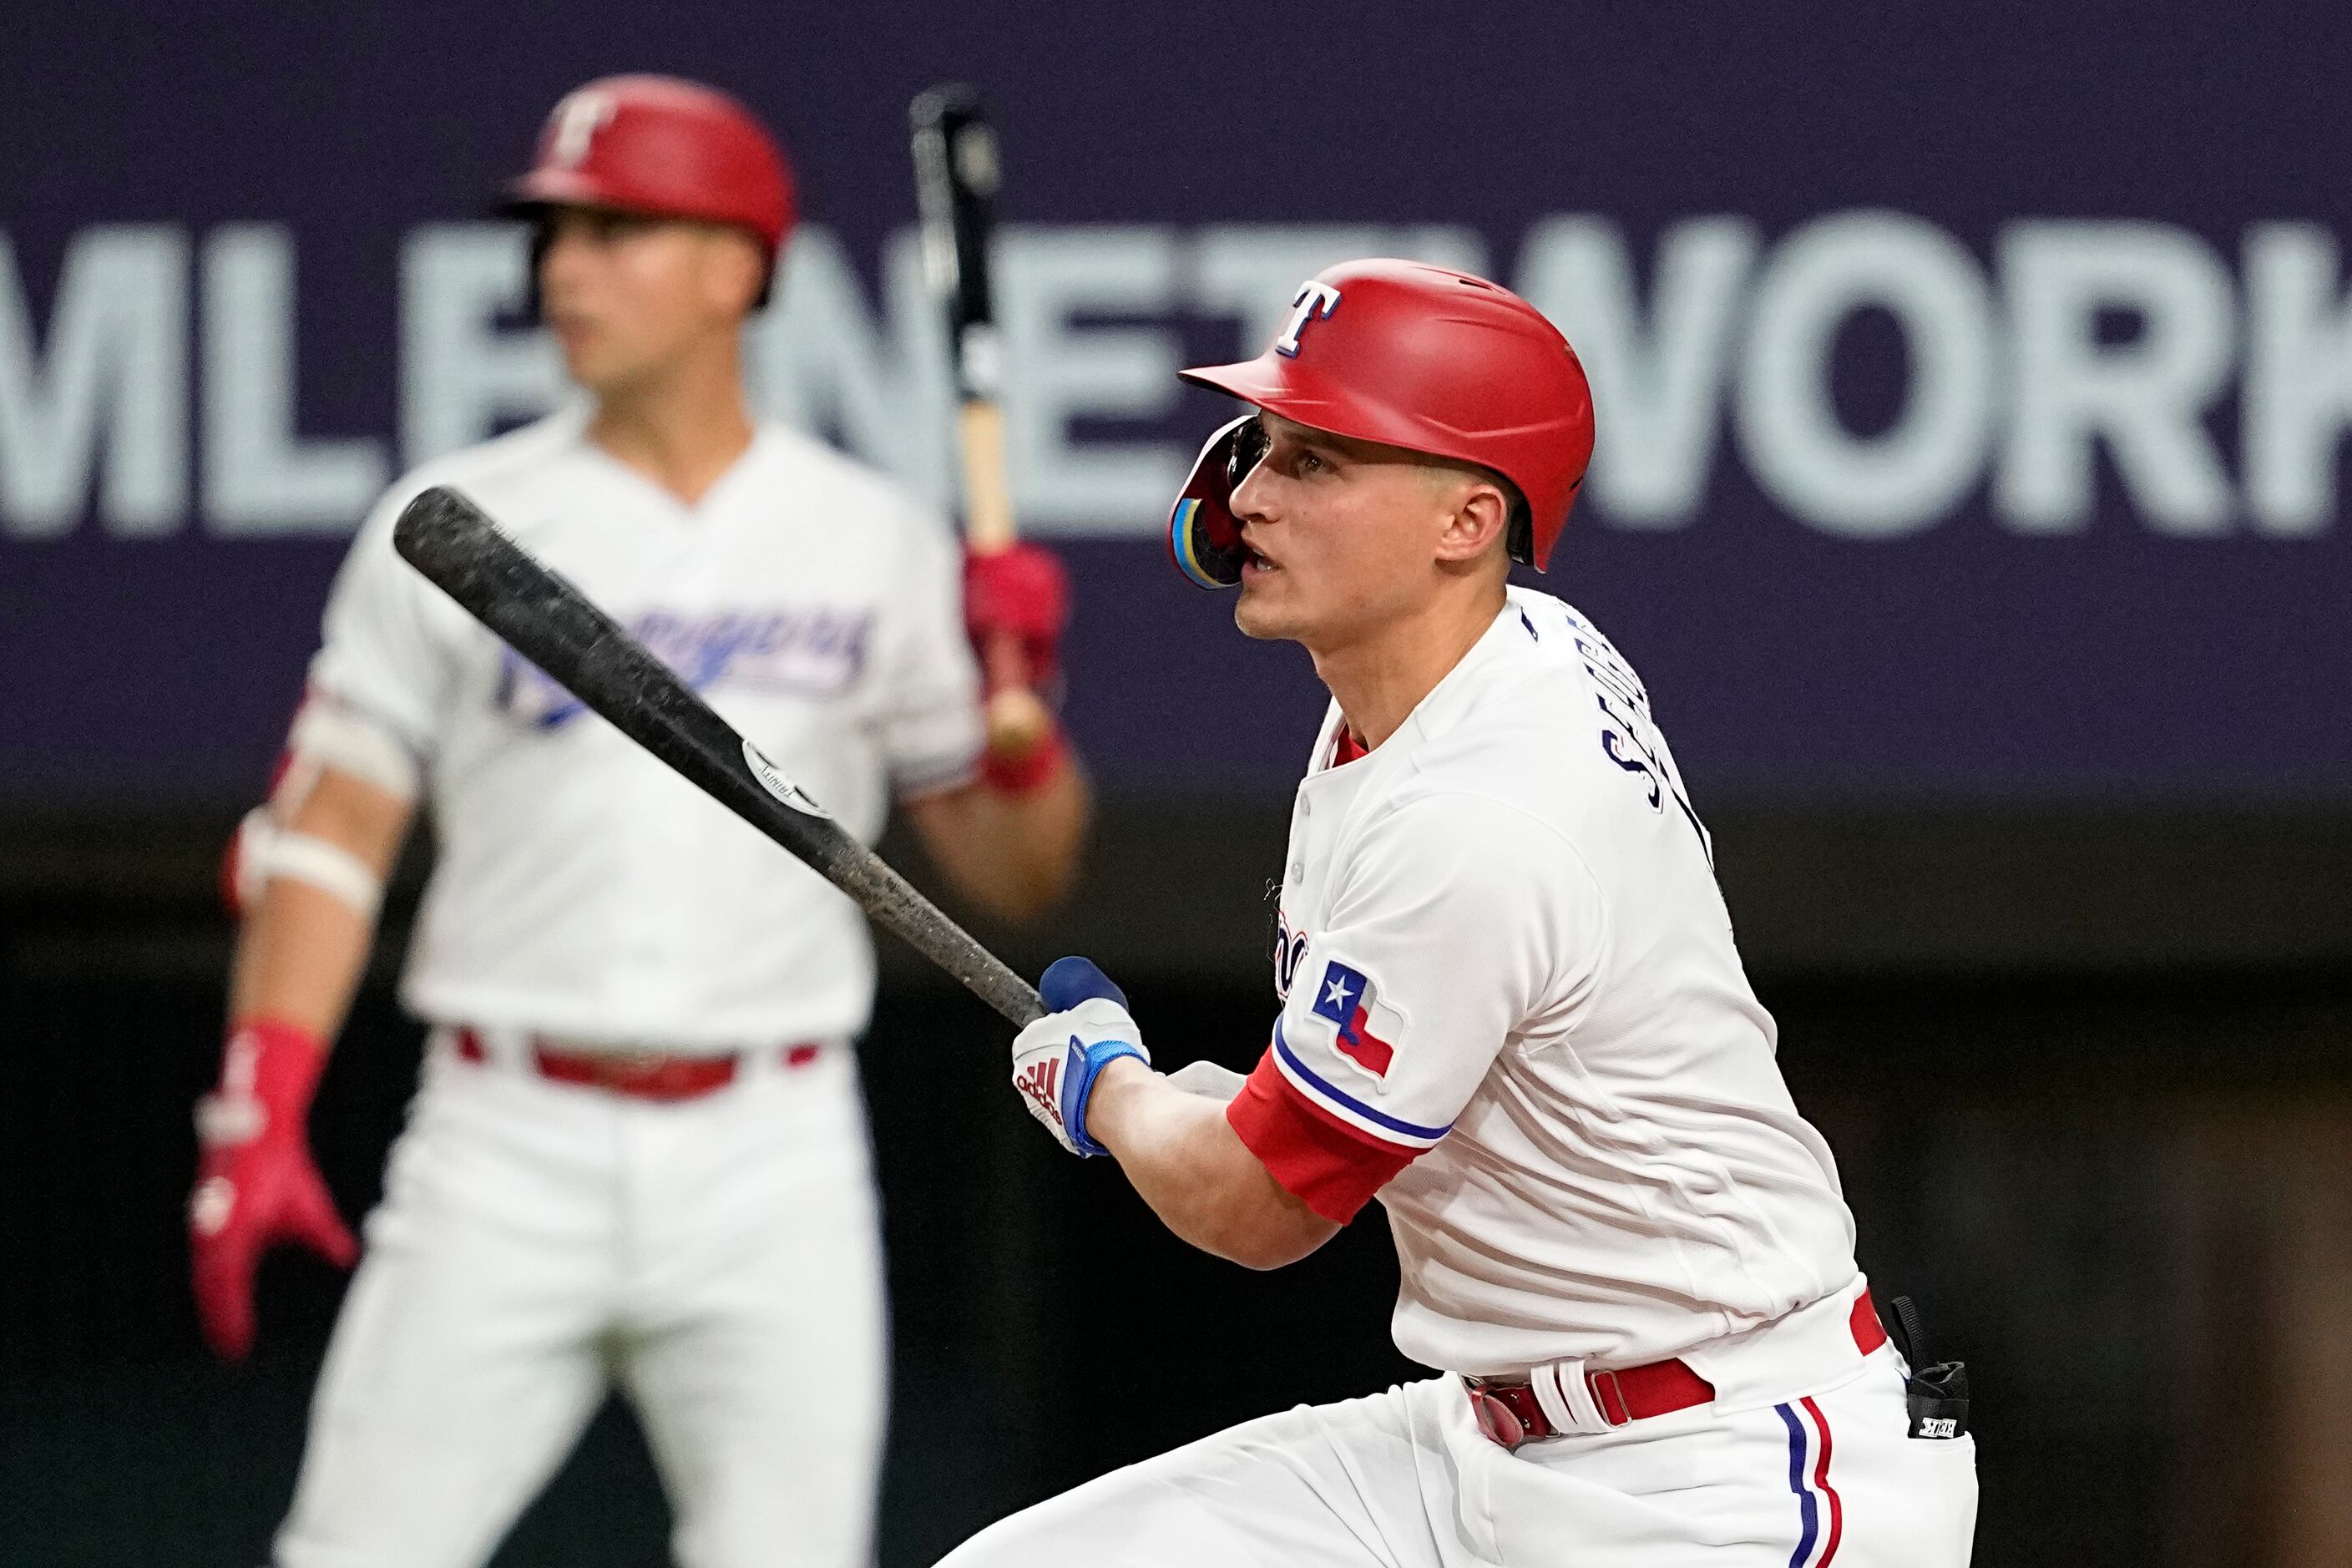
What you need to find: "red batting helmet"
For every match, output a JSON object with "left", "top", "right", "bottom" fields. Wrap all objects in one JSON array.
[
  {"left": 507, "top": 75, "right": 796, "bottom": 271},
  {"left": 1169, "top": 259, "right": 1595, "bottom": 586}
]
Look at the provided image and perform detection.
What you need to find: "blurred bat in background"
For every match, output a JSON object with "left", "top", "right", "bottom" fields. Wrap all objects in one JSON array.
[{"left": 911, "top": 82, "right": 1055, "bottom": 761}]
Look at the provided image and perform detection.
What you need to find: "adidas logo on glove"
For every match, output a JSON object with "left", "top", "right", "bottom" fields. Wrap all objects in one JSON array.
[
  {"left": 1014, "top": 1053, "right": 1065, "bottom": 1126},
  {"left": 1008, "top": 959, "right": 1151, "bottom": 1158}
]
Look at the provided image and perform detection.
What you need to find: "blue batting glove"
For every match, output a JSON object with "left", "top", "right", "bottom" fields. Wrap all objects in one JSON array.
[
  {"left": 1039, "top": 955, "right": 1130, "bottom": 1012},
  {"left": 1012, "top": 957, "right": 1149, "bottom": 1157}
]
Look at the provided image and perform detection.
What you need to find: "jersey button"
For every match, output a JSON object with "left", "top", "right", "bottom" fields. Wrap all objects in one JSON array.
[{"left": 1298, "top": 799, "right": 1312, "bottom": 819}]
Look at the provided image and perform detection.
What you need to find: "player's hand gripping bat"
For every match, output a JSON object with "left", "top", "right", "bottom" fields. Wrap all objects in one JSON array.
[
  {"left": 911, "top": 83, "right": 1055, "bottom": 761},
  {"left": 392, "top": 485, "right": 1044, "bottom": 1027}
]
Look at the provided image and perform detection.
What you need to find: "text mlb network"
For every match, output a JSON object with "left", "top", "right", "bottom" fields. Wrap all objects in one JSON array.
[{"left": 5, "top": 215, "right": 2349, "bottom": 542}]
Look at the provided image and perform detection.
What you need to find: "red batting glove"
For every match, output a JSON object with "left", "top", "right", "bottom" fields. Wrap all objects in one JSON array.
[
  {"left": 189, "top": 1019, "right": 357, "bottom": 1361},
  {"left": 964, "top": 543, "right": 1074, "bottom": 794},
  {"left": 963, "top": 542, "right": 1070, "bottom": 692}
]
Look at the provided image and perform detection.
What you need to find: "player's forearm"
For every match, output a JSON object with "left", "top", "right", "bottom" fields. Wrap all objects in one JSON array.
[
  {"left": 228, "top": 880, "right": 381, "bottom": 1040},
  {"left": 1086, "top": 1057, "right": 1337, "bottom": 1270},
  {"left": 913, "top": 761, "right": 1091, "bottom": 923}
]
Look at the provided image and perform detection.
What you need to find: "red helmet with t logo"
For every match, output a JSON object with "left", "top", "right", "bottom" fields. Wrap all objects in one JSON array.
[
  {"left": 1170, "top": 258, "right": 1595, "bottom": 586},
  {"left": 506, "top": 75, "right": 796, "bottom": 269}
]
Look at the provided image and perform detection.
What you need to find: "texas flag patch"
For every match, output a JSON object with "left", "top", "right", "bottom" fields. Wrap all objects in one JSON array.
[{"left": 1311, "top": 960, "right": 1402, "bottom": 1078}]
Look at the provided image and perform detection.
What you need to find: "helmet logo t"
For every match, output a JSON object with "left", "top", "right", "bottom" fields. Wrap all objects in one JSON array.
[
  {"left": 1273, "top": 281, "right": 1343, "bottom": 358},
  {"left": 549, "top": 89, "right": 618, "bottom": 167}
]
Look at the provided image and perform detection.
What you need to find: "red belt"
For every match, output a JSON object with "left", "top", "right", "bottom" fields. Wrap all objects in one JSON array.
[
  {"left": 453, "top": 1029, "right": 822, "bottom": 1102},
  {"left": 1464, "top": 1289, "right": 1889, "bottom": 1449}
]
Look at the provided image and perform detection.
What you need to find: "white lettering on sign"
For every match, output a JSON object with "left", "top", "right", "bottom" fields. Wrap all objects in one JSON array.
[
  {"left": 1272, "top": 280, "right": 1343, "bottom": 357},
  {"left": 2243, "top": 222, "right": 2352, "bottom": 539},
  {"left": 0, "top": 225, "right": 186, "bottom": 538},
  {"left": 1998, "top": 220, "right": 2237, "bottom": 536},
  {"left": 1, "top": 215, "right": 2343, "bottom": 543},
  {"left": 747, "top": 225, "right": 951, "bottom": 509},
  {"left": 996, "top": 225, "right": 1183, "bottom": 532},
  {"left": 1735, "top": 211, "right": 1995, "bottom": 539},
  {"left": 398, "top": 224, "right": 565, "bottom": 466},
  {"left": 1518, "top": 215, "right": 1758, "bottom": 530},
  {"left": 203, "top": 225, "right": 387, "bottom": 534}
]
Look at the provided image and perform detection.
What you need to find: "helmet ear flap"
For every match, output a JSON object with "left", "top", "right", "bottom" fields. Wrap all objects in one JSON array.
[
  {"left": 1168, "top": 415, "right": 1262, "bottom": 589},
  {"left": 1503, "top": 490, "right": 1535, "bottom": 566}
]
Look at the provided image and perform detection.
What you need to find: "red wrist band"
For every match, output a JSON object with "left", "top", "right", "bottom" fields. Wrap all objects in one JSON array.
[{"left": 979, "top": 725, "right": 1069, "bottom": 796}]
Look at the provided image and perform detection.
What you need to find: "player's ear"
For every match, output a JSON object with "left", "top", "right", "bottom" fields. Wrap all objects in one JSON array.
[
  {"left": 1431, "top": 474, "right": 1514, "bottom": 569},
  {"left": 705, "top": 229, "right": 767, "bottom": 319}
]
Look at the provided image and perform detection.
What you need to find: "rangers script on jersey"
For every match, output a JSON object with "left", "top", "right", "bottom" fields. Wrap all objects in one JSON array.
[{"left": 310, "top": 405, "right": 984, "bottom": 1050}]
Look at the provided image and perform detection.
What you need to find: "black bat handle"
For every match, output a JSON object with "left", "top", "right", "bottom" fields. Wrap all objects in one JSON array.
[{"left": 390, "top": 485, "right": 1047, "bottom": 1028}]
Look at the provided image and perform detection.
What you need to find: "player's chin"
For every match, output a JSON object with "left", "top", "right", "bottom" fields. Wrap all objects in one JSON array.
[
  {"left": 557, "top": 342, "right": 613, "bottom": 390},
  {"left": 554, "top": 333, "right": 635, "bottom": 393},
  {"left": 1232, "top": 575, "right": 1303, "bottom": 642}
]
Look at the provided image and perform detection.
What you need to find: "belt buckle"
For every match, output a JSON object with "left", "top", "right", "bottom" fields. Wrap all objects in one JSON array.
[{"left": 1463, "top": 1377, "right": 1530, "bottom": 1450}]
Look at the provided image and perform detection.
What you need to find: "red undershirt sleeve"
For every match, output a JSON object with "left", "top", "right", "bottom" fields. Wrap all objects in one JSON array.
[{"left": 1226, "top": 1047, "right": 1420, "bottom": 1225}]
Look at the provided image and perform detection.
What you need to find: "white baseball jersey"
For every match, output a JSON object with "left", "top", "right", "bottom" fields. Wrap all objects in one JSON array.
[
  {"left": 1227, "top": 586, "right": 1859, "bottom": 1376},
  {"left": 309, "top": 406, "right": 984, "bottom": 1050}
]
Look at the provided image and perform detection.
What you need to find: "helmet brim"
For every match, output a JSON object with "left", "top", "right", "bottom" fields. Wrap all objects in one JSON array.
[
  {"left": 500, "top": 173, "right": 774, "bottom": 254},
  {"left": 502, "top": 169, "right": 633, "bottom": 215},
  {"left": 1177, "top": 359, "right": 1368, "bottom": 432}
]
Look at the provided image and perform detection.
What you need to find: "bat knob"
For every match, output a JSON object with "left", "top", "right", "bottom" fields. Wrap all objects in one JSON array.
[{"left": 984, "top": 685, "right": 1055, "bottom": 760}]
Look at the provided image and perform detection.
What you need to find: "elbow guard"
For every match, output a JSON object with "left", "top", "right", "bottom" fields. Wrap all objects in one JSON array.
[
  {"left": 225, "top": 811, "right": 386, "bottom": 920},
  {"left": 285, "top": 695, "right": 421, "bottom": 801},
  {"left": 221, "top": 691, "right": 415, "bottom": 918}
]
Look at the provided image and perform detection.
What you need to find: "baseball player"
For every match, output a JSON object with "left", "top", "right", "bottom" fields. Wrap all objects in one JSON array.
[
  {"left": 185, "top": 76, "right": 1089, "bottom": 1568},
  {"left": 969, "top": 260, "right": 1979, "bottom": 1566}
]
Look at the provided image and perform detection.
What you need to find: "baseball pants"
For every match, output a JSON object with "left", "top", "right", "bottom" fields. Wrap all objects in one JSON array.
[
  {"left": 938, "top": 1348, "right": 1976, "bottom": 1567},
  {"left": 275, "top": 1031, "right": 887, "bottom": 1568}
]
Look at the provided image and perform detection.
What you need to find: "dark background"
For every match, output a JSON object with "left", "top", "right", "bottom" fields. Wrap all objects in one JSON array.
[
  {"left": 8, "top": 810, "right": 2350, "bottom": 1565},
  {"left": 8, "top": 2, "right": 2352, "bottom": 1564}
]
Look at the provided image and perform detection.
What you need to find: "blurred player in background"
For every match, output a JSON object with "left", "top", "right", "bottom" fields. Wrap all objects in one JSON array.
[
  {"left": 969, "top": 260, "right": 1976, "bottom": 1565},
  {"left": 185, "top": 74, "right": 1088, "bottom": 1568}
]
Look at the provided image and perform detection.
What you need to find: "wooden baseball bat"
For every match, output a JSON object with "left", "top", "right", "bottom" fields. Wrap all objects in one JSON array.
[
  {"left": 911, "top": 82, "right": 1054, "bottom": 758},
  {"left": 391, "top": 483, "right": 1045, "bottom": 1028}
]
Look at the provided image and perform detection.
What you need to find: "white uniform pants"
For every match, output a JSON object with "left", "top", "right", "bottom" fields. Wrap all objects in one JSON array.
[
  {"left": 940, "top": 1348, "right": 1975, "bottom": 1567},
  {"left": 276, "top": 1034, "right": 887, "bottom": 1568}
]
